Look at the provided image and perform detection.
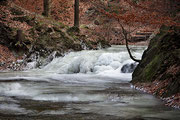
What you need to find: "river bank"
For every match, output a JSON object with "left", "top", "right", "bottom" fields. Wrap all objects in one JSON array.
[
  {"left": 133, "top": 82, "right": 180, "bottom": 109},
  {"left": 132, "top": 26, "right": 180, "bottom": 109}
]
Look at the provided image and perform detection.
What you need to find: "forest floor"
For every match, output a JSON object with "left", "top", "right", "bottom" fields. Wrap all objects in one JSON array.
[{"left": 0, "top": 45, "right": 17, "bottom": 71}]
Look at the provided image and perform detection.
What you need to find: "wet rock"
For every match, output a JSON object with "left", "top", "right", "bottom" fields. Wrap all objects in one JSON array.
[
  {"left": 0, "top": 62, "right": 5, "bottom": 67},
  {"left": 41, "top": 51, "right": 60, "bottom": 67},
  {"left": 121, "top": 62, "right": 137, "bottom": 73}
]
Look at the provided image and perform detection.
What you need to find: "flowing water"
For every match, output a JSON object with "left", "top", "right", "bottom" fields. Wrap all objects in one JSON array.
[{"left": 0, "top": 45, "right": 179, "bottom": 120}]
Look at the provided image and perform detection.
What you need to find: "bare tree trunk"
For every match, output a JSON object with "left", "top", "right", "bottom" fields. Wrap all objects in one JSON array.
[
  {"left": 43, "top": 0, "right": 51, "bottom": 17},
  {"left": 169, "top": 0, "right": 174, "bottom": 16},
  {"left": 74, "top": 0, "right": 79, "bottom": 28},
  {"left": 17, "top": 30, "right": 24, "bottom": 42},
  {"left": 120, "top": 24, "right": 141, "bottom": 62}
]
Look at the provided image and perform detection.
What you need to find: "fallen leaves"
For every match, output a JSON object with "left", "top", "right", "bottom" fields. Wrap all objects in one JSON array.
[
  {"left": 134, "top": 80, "right": 180, "bottom": 109},
  {"left": 0, "top": 44, "right": 16, "bottom": 70}
]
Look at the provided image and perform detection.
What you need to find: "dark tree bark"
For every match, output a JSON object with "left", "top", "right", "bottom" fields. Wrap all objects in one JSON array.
[
  {"left": 0, "top": 0, "right": 8, "bottom": 5},
  {"left": 120, "top": 24, "right": 141, "bottom": 63},
  {"left": 43, "top": 0, "right": 51, "bottom": 17},
  {"left": 16, "top": 30, "right": 24, "bottom": 42},
  {"left": 74, "top": 0, "right": 79, "bottom": 28}
]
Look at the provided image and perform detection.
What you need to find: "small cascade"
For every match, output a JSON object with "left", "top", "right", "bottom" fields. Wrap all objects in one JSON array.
[
  {"left": 41, "top": 46, "right": 146, "bottom": 75},
  {"left": 24, "top": 51, "right": 40, "bottom": 70},
  {"left": 80, "top": 40, "right": 89, "bottom": 50}
]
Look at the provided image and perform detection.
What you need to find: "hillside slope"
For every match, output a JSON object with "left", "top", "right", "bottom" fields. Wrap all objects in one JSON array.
[{"left": 0, "top": 1, "right": 109, "bottom": 70}]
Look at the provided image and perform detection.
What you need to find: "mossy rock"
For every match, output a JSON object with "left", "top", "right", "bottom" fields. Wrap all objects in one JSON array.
[
  {"left": 67, "top": 26, "right": 80, "bottom": 34},
  {"left": 97, "top": 37, "right": 111, "bottom": 48},
  {"left": 80, "top": 24, "right": 89, "bottom": 29},
  {"left": 10, "top": 7, "right": 24, "bottom": 15},
  {"left": 132, "top": 25, "right": 180, "bottom": 97},
  {"left": 12, "top": 16, "right": 29, "bottom": 23}
]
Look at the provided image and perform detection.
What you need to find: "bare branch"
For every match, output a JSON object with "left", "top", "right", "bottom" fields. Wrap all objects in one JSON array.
[{"left": 119, "top": 22, "right": 141, "bottom": 62}]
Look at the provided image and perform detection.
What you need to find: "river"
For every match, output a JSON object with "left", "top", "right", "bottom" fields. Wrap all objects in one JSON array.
[{"left": 0, "top": 45, "right": 179, "bottom": 120}]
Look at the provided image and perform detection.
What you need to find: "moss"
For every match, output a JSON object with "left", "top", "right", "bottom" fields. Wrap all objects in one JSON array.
[
  {"left": 67, "top": 26, "right": 80, "bottom": 34},
  {"left": 148, "top": 27, "right": 169, "bottom": 50},
  {"left": 10, "top": 7, "right": 24, "bottom": 15},
  {"left": 80, "top": 24, "right": 89, "bottom": 29},
  {"left": 132, "top": 26, "right": 180, "bottom": 98},
  {"left": 62, "top": 37, "right": 74, "bottom": 48},
  {"left": 38, "top": 35, "right": 50, "bottom": 45},
  {"left": 57, "top": 22, "right": 66, "bottom": 29},
  {"left": 143, "top": 55, "right": 161, "bottom": 82},
  {"left": 12, "top": 16, "right": 30, "bottom": 23},
  {"left": 72, "top": 35, "right": 79, "bottom": 40},
  {"left": 53, "top": 26, "right": 63, "bottom": 32},
  {"left": 173, "top": 49, "right": 180, "bottom": 59}
]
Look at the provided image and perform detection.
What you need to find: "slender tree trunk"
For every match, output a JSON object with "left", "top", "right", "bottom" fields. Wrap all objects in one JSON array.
[
  {"left": 169, "top": 0, "right": 174, "bottom": 16},
  {"left": 125, "top": 34, "right": 141, "bottom": 62},
  {"left": 16, "top": 30, "right": 24, "bottom": 42},
  {"left": 43, "top": 0, "right": 51, "bottom": 17},
  {"left": 74, "top": 0, "right": 79, "bottom": 27},
  {"left": 120, "top": 23, "right": 141, "bottom": 62}
]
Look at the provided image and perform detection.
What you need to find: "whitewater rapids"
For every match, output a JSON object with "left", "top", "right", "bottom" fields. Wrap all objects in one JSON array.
[{"left": 0, "top": 45, "right": 179, "bottom": 120}]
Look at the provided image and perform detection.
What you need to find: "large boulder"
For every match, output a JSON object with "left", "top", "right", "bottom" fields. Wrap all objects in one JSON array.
[{"left": 131, "top": 26, "right": 180, "bottom": 98}]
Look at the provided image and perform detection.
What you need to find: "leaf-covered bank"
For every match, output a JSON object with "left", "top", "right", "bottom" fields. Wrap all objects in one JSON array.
[
  {"left": 132, "top": 26, "right": 180, "bottom": 108},
  {"left": 0, "top": 1, "right": 110, "bottom": 71}
]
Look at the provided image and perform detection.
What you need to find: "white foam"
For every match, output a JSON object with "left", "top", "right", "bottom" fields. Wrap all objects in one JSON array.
[
  {"left": 33, "top": 94, "right": 107, "bottom": 102},
  {"left": 0, "top": 46, "right": 147, "bottom": 102},
  {"left": 0, "top": 103, "right": 27, "bottom": 114},
  {"left": 25, "top": 61, "right": 37, "bottom": 70},
  {"left": 40, "top": 46, "right": 146, "bottom": 76},
  {"left": 0, "top": 83, "right": 39, "bottom": 97}
]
